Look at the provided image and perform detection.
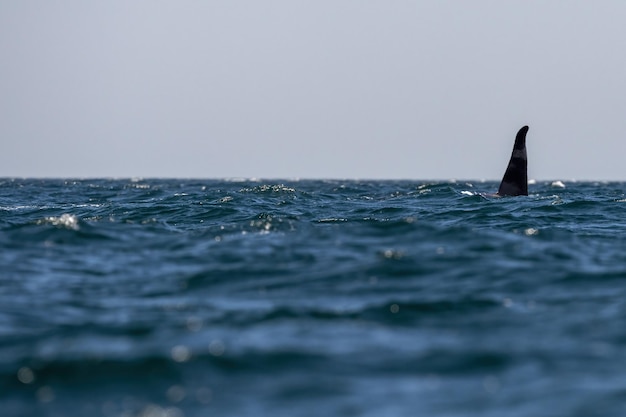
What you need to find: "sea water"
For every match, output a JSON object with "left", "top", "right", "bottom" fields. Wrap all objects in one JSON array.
[{"left": 1, "top": 178, "right": 626, "bottom": 417}]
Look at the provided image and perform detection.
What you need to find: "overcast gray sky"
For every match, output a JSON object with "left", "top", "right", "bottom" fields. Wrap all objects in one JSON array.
[{"left": 1, "top": 1, "right": 625, "bottom": 180}]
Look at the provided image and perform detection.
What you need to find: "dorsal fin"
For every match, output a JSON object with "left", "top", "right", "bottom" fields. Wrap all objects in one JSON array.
[{"left": 497, "top": 126, "right": 529, "bottom": 196}]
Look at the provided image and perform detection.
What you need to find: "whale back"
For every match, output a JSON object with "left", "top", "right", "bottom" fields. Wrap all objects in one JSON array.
[{"left": 497, "top": 126, "right": 529, "bottom": 196}]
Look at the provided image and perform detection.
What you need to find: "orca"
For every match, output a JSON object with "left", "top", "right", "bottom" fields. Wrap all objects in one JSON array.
[{"left": 497, "top": 125, "right": 529, "bottom": 196}]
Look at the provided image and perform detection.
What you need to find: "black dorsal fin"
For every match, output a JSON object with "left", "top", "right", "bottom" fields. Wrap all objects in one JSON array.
[{"left": 497, "top": 126, "right": 529, "bottom": 196}]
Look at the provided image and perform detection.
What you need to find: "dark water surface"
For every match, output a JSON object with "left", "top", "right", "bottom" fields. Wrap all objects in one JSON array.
[{"left": 2, "top": 179, "right": 626, "bottom": 417}]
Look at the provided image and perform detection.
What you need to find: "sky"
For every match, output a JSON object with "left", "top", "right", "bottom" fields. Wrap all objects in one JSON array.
[{"left": 1, "top": 1, "right": 626, "bottom": 180}]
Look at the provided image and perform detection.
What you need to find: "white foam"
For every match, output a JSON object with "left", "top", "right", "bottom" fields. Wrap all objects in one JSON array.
[
  {"left": 40, "top": 214, "right": 80, "bottom": 230},
  {"left": 0, "top": 205, "right": 37, "bottom": 211}
]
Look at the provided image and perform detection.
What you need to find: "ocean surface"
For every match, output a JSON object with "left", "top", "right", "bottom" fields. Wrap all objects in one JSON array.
[{"left": 2, "top": 178, "right": 626, "bottom": 417}]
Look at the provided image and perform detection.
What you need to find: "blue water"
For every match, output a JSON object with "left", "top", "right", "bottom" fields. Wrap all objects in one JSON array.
[{"left": 2, "top": 178, "right": 626, "bottom": 417}]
